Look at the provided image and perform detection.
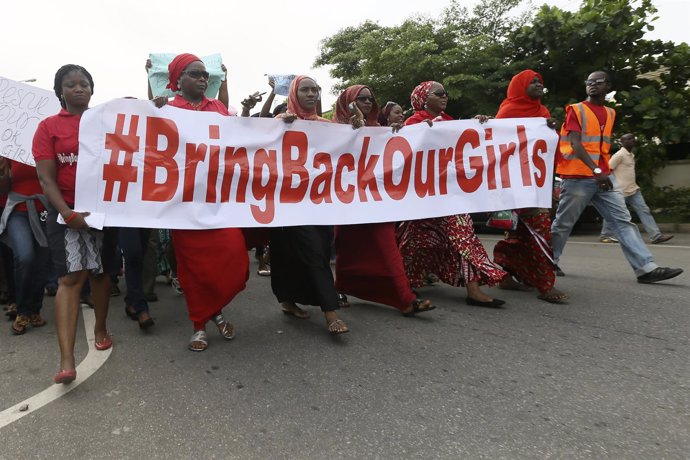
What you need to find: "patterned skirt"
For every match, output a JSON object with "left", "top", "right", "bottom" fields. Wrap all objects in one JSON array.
[
  {"left": 397, "top": 214, "right": 506, "bottom": 288},
  {"left": 493, "top": 210, "right": 555, "bottom": 294}
]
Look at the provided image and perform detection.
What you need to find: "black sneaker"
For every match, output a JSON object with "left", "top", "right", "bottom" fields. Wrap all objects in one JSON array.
[
  {"left": 554, "top": 264, "right": 565, "bottom": 277},
  {"left": 637, "top": 267, "right": 683, "bottom": 284}
]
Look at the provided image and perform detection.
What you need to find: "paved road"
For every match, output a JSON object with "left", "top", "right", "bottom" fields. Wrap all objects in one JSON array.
[{"left": 1, "top": 233, "right": 688, "bottom": 459}]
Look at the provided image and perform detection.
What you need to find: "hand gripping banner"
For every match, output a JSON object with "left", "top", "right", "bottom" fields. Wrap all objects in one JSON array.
[{"left": 76, "top": 99, "right": 557, "bottom": 229}]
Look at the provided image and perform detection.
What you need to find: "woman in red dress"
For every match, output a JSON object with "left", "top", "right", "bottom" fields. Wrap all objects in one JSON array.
[
  {"left": 492, "top": 70, "right": 567, "bottom": 303},
  {"left": 332, "top": 85, "right": 433, "bottom": 316},
  {"left": 397, "top": 81, "right": 507, "bottom": 308},
  {"left": 153, "top": 53, "right": 249, "bottom": 351}
]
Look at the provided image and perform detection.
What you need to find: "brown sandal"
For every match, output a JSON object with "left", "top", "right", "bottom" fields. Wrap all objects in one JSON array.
[
  {"left": 401, "top": 299, "right": 435, "bottom": 317},
  {"left": 327, "top": 318, "right": 349, "bottom": 335},
  {"left": 537, "top": 289, "right": 568, "bottom": 303},
  {"left": 29, "top": 314, "right": 47, "bottom": 327},
  {"left": 11, "top": 315, "right": 29, "bottom": 335},
  {"left": 280, "top": 302, "right": 310, "bottom": 319}
]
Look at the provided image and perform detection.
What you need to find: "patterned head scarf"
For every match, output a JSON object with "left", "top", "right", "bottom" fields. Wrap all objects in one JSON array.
[{"left": 410, "top": 81, "right": 437, "bottom": 111}]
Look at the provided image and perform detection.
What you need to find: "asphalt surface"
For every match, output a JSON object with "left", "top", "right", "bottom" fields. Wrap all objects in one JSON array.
[{"left": 1, "top": 233, "right": 688, "bottom": 459}]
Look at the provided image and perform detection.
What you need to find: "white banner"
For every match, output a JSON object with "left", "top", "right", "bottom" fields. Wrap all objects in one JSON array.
[
  {"left": 76, "top": 99, "right": 556, "bottom": 229},
  {"left": 0, "top": 76, "right": 62, "bottom": 166}
]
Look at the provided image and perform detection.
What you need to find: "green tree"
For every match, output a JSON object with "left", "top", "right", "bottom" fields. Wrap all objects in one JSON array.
[
  {"left": 315, "top": 0, "right": 529, "bottom": 118},
  {"left": 508, "top": 0, "right": 690, "bottom": 188}
]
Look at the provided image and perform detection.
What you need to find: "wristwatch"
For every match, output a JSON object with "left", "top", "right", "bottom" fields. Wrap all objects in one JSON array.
[{"left": 592, "top": 167, "right": 603, "bottom": 175}]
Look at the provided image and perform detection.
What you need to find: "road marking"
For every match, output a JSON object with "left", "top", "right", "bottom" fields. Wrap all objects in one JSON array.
[
  {"left": 0, "top": 306, "right": 112, "bottom": 429},
  {"left": 481, "top": 236, "right": 690, "bottom": 249}
]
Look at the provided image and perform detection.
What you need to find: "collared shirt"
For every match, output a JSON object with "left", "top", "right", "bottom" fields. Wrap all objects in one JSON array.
[
  {"left": 32, "top": 109, "right": 81, "bottom": 206},
  {"left": 608, "top": 147, "right": 639, "bottom": 196}
]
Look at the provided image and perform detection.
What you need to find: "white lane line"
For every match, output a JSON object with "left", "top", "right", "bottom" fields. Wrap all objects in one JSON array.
[
  {"left": 0, "top": 305, "right": 112, "bottom": 429},
  {"left": 480, "top": 236, "right": 690, "bottom": 249}
]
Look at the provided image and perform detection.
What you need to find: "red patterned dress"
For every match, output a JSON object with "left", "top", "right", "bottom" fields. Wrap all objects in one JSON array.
[{"left": 398, "top": 110, "right": 506, "bottom": 289}]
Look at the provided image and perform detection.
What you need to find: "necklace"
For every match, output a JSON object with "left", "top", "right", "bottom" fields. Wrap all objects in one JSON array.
[{"left": 189, "top": 100, "right": 202, "bottom": 110}]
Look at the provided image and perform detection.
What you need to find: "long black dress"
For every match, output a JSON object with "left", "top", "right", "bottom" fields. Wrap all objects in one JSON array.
[{"left": 269, "top": 226, "right": 339, "bottom": 312}]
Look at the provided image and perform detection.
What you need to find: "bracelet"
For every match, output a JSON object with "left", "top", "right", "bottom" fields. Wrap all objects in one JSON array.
[{"left": 64, "top": 211, "right": 78, "bottom": 223}]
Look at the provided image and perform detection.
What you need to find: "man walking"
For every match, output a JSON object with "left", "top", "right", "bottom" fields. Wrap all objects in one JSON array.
[
  {"left": 599, "top": 133, "right": 674, "bottom": 244},
  {"left": 551, "top": 71, "right": 682, "bottom": 284}
]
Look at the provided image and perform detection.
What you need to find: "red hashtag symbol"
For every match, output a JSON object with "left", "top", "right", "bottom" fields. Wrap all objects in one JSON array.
[{"left": 103, "top": 114, "right": 140, "bottom": 202}]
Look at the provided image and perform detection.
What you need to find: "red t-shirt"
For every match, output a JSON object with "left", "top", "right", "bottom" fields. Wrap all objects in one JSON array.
[
  {"left": 32, "top": 109, "right": 81, "bottom": 206},
  {"left": 562, "top": 101, "right": 611, "bottom": 178},
  {"left": 10, "top": 160, "right": 45, "bottom": 212},
  {"left": 168, "top": 94, "right": 230, "bottom": 115}
]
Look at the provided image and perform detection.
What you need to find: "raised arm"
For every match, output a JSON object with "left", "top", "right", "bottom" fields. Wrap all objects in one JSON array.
[
  {"left": 259, "top": 76, "right": 277, "bottom": 118},
  {"left": 218, "top": 64, "right": 229, "bottom": 109}
]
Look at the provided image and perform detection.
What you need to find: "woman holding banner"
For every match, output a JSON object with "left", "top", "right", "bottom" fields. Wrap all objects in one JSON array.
[
  {"left": 397, "top": 81, "right": 507, "bottom": 308},
  {"left": 332, "top": 85, "right": 434, "bottom": 316},
  {"left": 492, "top": 70, "right": 567, "bottom": 303},
  {"left": 33, "top": 65, "right": 118, "bottom": 384},
  {"left": 271, "top": 75, "right": 349, "bottom": 335},
  {"left": 153, "top": 53, "right": 249, "bottom": 351}
]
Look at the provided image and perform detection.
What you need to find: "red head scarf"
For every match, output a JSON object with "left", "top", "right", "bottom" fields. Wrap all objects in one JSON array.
[
  {"left": 410, "top": 81, "right": 436, "bottom": 111},
  {"left": 167, "top": 53, "right": 203, "bottom": 92},
  {"left": 495, "top": 70, "right": 551, "bottom": 119},
  {"left": 285, "top": 75, "right": 322, "bottom": 121},
  {"left": 333, "top": 85, "right": 380, "bottom": 126}
]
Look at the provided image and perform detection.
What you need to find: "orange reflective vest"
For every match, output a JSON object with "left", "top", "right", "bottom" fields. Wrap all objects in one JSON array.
[{"left": 557, "top": 102, "right": 616, "bottom": 176}]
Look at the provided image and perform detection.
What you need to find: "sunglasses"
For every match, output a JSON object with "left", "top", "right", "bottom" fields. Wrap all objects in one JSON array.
[
  {"left": 584, "top": 78, "right": 608, "bottom": 86},
  {"left": 184, "top": 70, "right": 210, "bottom": 80},
  {"left": 430, "top": 90, "right": 449, "bottom": 98},
  {"left": 356, "top": 96, "right": 375, "bottom": 103}
]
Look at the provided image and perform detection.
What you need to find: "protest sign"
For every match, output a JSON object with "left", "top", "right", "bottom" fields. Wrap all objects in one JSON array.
[
  {"left": 0, "top": 77, "right": 61, "bottom": 166},
  {"left": 147, "top": 53, "right": 224, "bottom": 99},
  {"left": 76, "top": 99, "right": 556, "bottom": 229}
]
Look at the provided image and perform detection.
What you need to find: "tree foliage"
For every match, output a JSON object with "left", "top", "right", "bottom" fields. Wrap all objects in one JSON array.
[{"left": 315, "top": 0, "right": 690, "bottom": 186}]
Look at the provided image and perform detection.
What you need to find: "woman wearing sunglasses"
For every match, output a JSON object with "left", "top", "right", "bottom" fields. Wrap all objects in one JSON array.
[
  {"left": 397, "top": 81, "right": 507, "bottom": 308},
  {"left": 153, "top": 53, "right": 249, "bottom": 351},
  {"left": 332, "top": 85, "right": 434, "bottom": 317}
]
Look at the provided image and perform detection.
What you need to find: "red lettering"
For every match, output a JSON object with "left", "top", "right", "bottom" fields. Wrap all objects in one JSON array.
[
  {"left": 383, "top": 137, "right": 412, "bottom": 200},
  {"left": 142, "top": 117, "right": 179, "bottom": 202},
  {"left": 454, "top": 129, "right": 483, "bottom": 193},
  {"left": 498, "top": 143, "right": 516, "bottom": 188},
  {"left": 356, "top": 137, "right": 381, "bottom": 202},
  {"left": 334, "top": 153, "right": 355, "bottom": 203},
  {"left": 205, "top": 145, "right": 220, "bottom": 203},
  {"left": 484, "top": 128, "right": 497, "bottom": 190},
  {"left": 517, "top": 125, "right": 532, "bottom": 186},
  {"left": 532, "top": 139, "right": 547, "bottom": 186},
  {"left": 182, "top": 143, "right": 207, "bottom": 202},
  {"left": 220, "top": 147, "right": 249, "bottom": 203},
  {"left": 413, "top": 149, "right": 436, "bottom": 197},
  {"left": 310, "top": 153, "right": 333, "bottom": 204},
  {"left": 437, "top": 147, "right": 454, "bottom": 195},
  {"left": 280, "top": 131, "right": 309, "bottom": 203},
  {"left": 251, "top": 149, "right": 277, "bottom": 224}
]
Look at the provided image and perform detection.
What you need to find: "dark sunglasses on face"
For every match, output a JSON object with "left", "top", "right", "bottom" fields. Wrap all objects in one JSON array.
[
  {"left": 356, "top": 96, "right": 375, "bottom": 103},
  {"left": 584, "top": 78, "right": 607, "bottom": 86},
  {"left": 430, "top": 90, "right": 449, "bottom": 98},
  {"left": 184, "top": 70, "right": 210, "bottom": 80}
]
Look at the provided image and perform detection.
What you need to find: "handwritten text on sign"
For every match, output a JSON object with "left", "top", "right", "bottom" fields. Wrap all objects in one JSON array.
[
  {"left": 0, "top": 77, "right": 62, "bottom": 166},
  {"left": 76, "top": 99, "right": 556, "bottom": 229}
]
